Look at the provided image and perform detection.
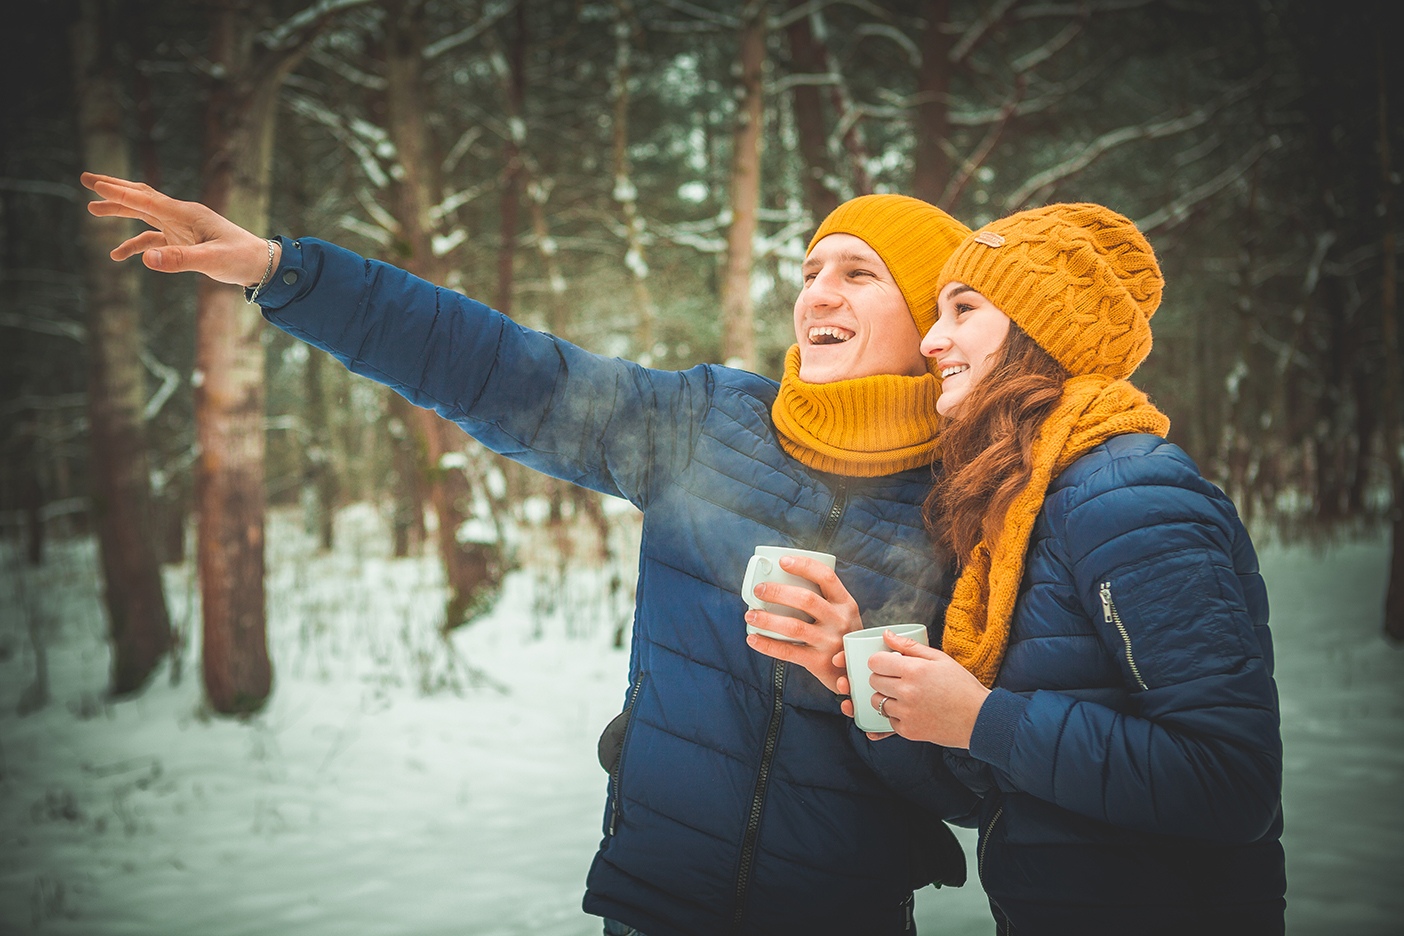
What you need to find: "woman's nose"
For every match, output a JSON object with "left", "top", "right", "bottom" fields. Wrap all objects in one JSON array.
[{"left": 920, "top": 322, "right": 948, "bottom": 358}]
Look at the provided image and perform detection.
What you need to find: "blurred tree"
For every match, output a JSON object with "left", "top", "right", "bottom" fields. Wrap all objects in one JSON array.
[{"left": 73, "top": 0, "right": 173, "bottom": 695}]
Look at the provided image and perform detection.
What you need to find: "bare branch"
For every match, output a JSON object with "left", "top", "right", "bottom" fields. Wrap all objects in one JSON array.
[
  {"left": 424, "top": 0, "right": 518, "bottom": 60},
  {"left": 772, "top": 0, "right": 891, "bottom": 31},
  {"left": 1136, "top": 136, "right": 1282, "bottom": 234},
  {"left": 1013, "top": 0, "right": 1155, "bottom": 19},
  {"left": 652, "top": 0, "right": 742, "bottom": 29},
  {"left": 0, "top": 178, "right": 79, "bottom": 201},
  {"left": 261, "top": 0, "right": 377, "bottom": 53},
  {"left": 0, "top": 313, "right": 85, "bottom": 342},
  {"left": 941, "top": 85, "right": 1022, "bottom": 209},
  {"left": 139, "top": 347, "right": 182, "bottom": 422},
  {"left": 1002, "top": 81, "right": 1258, "bottom": 210},
  {"left": 854, "top": 24, "right": 920, "bottom": 67},
  {"left": 1010, "top": 20, "right": 1082, "bottom": 72},
  {"left": 950, "top": 0, "right": 1018, "bottom": 65},
  {"left": 306, "top": 45, "right": 386, "bottom": 90}
]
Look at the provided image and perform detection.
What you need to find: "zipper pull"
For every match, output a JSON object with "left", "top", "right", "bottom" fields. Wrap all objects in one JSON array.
[{"left": 1099, "top": 582, "right": 1113, "bottom": 623}]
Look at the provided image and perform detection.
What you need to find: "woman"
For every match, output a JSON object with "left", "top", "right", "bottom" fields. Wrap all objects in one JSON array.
[{"left": 751, "top": 203, "right": 1286, "bottom": 933}]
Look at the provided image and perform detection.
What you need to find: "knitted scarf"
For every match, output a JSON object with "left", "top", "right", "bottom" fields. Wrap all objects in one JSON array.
[
  {"left": 942, "top": 374, "right": 1171, "bottom": 687},
  {"left": 771, "top": 345, "right": 944, "bottom": 478}
]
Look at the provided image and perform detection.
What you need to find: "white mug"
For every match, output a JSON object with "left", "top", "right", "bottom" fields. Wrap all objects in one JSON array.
[
  {"left": 741, "top": 545, "right": 836, "bottom": 643},
  {"left": 843, "top": 624, "right": 929, "bottom": 732}
]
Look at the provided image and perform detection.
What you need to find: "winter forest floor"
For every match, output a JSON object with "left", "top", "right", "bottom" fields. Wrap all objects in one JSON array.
[{"left": 0, "top": 504, "right": 1401, "bottom": 935}]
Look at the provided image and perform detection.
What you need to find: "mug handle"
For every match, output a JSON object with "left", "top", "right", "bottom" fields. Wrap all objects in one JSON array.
[{"left": 741, "top": 554, "right": 773, "bottom": 609}]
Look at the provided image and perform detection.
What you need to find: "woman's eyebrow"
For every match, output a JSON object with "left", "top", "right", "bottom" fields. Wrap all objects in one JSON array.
[{"left": 943, "top": 284, "right": 977, "bottom": 300}]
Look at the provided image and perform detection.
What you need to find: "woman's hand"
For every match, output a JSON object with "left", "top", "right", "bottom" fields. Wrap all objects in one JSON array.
[
  {"left": 744, "top": 555, "right": 862, "bottom": 695},
  {"left": 863, "top": 630, "right": 991, "bottom": 748},
  {"left": 80, "top": 172, "right": 277, "bottom": 287}
]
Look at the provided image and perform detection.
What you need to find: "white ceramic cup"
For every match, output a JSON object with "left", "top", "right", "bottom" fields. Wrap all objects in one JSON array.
[
  {"left": 741, "top": 545, "right": 837, "bottom": 643},
  {"left": 842, "top": 623, "right": 929, "bottom": 732}
]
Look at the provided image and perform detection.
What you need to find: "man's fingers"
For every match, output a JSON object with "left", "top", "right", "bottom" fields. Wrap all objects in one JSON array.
[
  {"left": 143, "top": 241, "right": 225, "bottom": 276},
  {"left": 111, "top": 230, "right": 168, "bottom": 262}
]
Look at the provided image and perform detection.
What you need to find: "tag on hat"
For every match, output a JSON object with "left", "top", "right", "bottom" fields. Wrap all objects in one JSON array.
[{"left": 973, "top": 231, "right": 1005, "bottom": 248}]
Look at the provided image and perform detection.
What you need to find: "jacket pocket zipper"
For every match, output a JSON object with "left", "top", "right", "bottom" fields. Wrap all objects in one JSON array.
[
  {"left": 977, "top": 804, "right": 1004, "bottom": 882},
  {"left": 608, "top": 674, "right": 646, "bottom": 835},
  {"left": 1100, "top": 581, "right": 1149, "bottom": 691}
]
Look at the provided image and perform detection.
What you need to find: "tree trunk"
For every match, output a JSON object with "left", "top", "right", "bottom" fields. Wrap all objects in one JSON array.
[
  {"left": 720, "top": 1, "right": 766, "bottom": 368},
  {"left": 784, "top": 0, "right": 839, "bottom": 223},
  {"left": 383, "top": 0, "right": 503, "bottom": 627},
  {"left": 386, "top": 392, "right": 427, "bottom": 558},
  {"left": 911, "top": 0, "right": 953, "bottom": 206},
  {"left": 610, "top": 0, "right": 659, "bottom": 361},
  {"left": 1377, "top": 33, "right": 1404, "bottom": 640},
  {"left": 73, "top": 0, "right": 173, "bottom": 696},
  {"left": 197, "top": 0, "right": 323, "bottom": 714},
  {"left": 302, "top": 345, "right": 337, "bottom": 552},
  {"left": 496, "top": 0, "right": 525, "bottom": 316}
]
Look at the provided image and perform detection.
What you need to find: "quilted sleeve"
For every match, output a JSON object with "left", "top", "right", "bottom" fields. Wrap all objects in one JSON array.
[
  {"left": 255, "top": 237, "right": 705, "bottom": 507},
  {"left": 967, "top": 442, "right": 1282, "bottom": 843}
]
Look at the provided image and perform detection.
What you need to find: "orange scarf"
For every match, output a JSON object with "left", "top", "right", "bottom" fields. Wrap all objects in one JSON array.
[
  {"left": 771, "top": 346, "right": 944, "bottom": 477},
  {"left": 942, "top": 375, "right": 1171, "bottom": 686}
]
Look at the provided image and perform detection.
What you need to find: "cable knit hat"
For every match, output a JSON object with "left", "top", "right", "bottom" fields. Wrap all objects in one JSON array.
[
  {"left": 808, "top": 194, "right": 971, "bottom": 337},
  {"left": 937, "top": 203, "right": 1162, "bottom": 379}
]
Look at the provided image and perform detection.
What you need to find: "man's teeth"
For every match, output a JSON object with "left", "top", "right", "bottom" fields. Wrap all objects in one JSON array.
[
  {"left": 940, "top": 364, "right": 969, "bottom": 379},
  {"left": 809, "top": 326, "right": 854, "bottom": 345}
]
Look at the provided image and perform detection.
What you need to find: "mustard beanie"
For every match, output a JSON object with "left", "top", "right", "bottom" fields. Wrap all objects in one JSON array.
[
  {"left": 937, "top": 203, "right": 1162, "bottom": 379},
  {"left": 808, "top": 194, "right": 971, "bottom": 337}
]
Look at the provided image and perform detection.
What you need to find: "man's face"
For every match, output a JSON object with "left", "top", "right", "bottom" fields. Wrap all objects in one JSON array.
[{"left": 792, "top": 233, "right": 927, "bottom": 384}]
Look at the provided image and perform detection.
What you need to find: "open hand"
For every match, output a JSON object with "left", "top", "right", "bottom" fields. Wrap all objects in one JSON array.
[
  {"left": 744, "top": 555, "right": 862, "bottom": 694},
  {"left": 80, "top": 172, "right": 276, "bottom": 287}
]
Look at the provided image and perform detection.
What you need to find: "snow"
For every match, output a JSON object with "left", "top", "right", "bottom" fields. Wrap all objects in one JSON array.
[{"left": 1, "top": 507, "right": 1400, "bottom": 935}]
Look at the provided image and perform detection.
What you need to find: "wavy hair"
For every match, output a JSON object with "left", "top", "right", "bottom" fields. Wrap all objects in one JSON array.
[{"left": 925, "top": 323, "right": 1070, "bottom": 564}]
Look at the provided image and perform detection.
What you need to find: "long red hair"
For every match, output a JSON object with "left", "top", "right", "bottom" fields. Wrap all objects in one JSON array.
[{"left": 925, "top": 324, "right": 1069, "bottom": 564}]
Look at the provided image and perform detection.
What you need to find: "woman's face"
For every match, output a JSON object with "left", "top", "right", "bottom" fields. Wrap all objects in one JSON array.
[{"left": 921, "top": 282, "right": 1012, "bottom": 418}]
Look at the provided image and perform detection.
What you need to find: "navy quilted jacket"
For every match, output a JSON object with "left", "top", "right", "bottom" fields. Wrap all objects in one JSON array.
[
  {"left": 949, "top": 434, "right": 1285, "bottom": 933},
  {"left": 256, "top": 238, "right": 979, "bottom": 936}
]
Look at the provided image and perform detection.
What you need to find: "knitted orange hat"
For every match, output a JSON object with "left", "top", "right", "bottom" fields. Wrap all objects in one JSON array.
[
  {"left": 937, "top": 203, "right": 1162, "bottom": 379},
  {"left": 808, "top": 194, "right": 971, "bottom": 337}
]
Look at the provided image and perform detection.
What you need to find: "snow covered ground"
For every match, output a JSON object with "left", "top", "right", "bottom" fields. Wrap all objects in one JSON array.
[{"left": 0, "top": 505, "right": 1400, "bottom": 935}]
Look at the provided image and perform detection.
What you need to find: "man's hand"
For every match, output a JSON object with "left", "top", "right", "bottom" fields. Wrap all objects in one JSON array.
[
  {"left": 81, "top": 172, "right": 277, "bottom": 287},
  {"left": 744, "top": 555, "right": 862, "bottom": 695}
]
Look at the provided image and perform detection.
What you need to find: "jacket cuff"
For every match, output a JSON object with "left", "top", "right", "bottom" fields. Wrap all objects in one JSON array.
[
  {"left": 968, "top": 687, "right": 1028, "bottom": 773},
  {"left": 247, "top": 236, "right": 313, "bottom": 311}
]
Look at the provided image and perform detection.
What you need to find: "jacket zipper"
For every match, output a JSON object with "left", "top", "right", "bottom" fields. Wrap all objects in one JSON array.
[
  {"left": 731, "top": 659, "right": 787, "bottom": 929},
  {"left": 1100, "top": 581, "right": 1149, "bottom": 691},
  {"left": 814, "top": 479, "right": 848, "bottom": 551},
  {"left": 977, "top": 804, "right": 1004, "bottom": 882},
  {"left": 730, "top": 480, "right": 844, "bottom": 928},
  {"left": 607, "top": 675, "right": 646, "bottom": 835}
]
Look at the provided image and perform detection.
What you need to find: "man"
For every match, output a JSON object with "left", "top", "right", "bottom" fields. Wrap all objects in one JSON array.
[{"left": 83, "top": 172, "right": 976, "bottom": 936}]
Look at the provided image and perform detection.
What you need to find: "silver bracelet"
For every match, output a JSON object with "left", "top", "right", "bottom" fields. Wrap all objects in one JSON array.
[{"left": 245, "top": 238, "right": 278, "bottom": 305}]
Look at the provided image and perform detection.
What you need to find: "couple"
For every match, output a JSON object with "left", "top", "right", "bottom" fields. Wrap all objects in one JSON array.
[{"left": 83, "top": 173, "right": 1285, "bottom": 935}]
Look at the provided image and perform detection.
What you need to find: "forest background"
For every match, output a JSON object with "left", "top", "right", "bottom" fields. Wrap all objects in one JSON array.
[{"left": 0, "top": 0, "right": 1399, "bottom": 775}]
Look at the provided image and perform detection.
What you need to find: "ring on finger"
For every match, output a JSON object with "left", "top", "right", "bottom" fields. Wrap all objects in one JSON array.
[{"left": 876, "top": 695, "right": 889, "bottom": 718}]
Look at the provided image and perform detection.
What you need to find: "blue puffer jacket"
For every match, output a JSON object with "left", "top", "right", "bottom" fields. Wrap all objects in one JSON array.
[
  {"left": 948, "top": 434, "right": 1285, "bottom": 933},
  {"left": 256, "top": 238, "right": 979, "bottom": 936}
]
